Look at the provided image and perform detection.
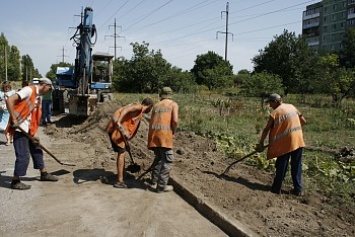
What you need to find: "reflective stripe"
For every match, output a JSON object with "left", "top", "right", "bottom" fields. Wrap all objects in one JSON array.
[
  {"left": 150, "top": 125, "right": 171, "bottom": 130},
  {"left": 153, "top": 108, "right": 171, "bottom": 114},
  {"left": 274, "top": 111, "right": 298, "bottom": 126},
  {"left": 271, "top": 126, "right": 302, "bottom": 142}
]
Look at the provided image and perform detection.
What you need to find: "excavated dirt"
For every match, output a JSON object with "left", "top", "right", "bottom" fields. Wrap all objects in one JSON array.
[{"left": 46, "top": 101, "right": 355, "bottom": 237}]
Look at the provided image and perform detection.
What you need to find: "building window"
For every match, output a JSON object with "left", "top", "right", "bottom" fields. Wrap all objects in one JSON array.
[
  {"left": 333, "top": 24, "right": 337, "bottom": 29},
  {"left": 324, "top": 16, "right": 327, "bottom": 21},
  {"left": 333, "top": 14, "right": 336, "bottom": 20},
  {"left": 342, "top": 12, "right": 346, "bottom": 18},
  {"left": 323, "top": 25, "right": 328, "bottom": 31},
  {"left": 331, "top": 44, "right": 335, "bottom": 50},
  {"left": 341, "top": 22, "right": 344, "bottom": 27},
  {"left": 349, "top": 7, "right": 355, "bottom": 14},
  {"left": 340, "top": 43, "right": 343, "bottom": 49},
  {"left": 324, "top": 6, "right": 327, "bottom": 12}
]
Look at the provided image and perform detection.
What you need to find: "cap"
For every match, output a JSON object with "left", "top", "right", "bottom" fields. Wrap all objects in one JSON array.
[
  {"left": 265, "top": 93, "right": 282, "bottom": 103},
  {"left": 159, "top": 87, "right": 173, "bottom": 99},
  {"left": 39, "top": 78, "right": 53, "bottom": 85}
]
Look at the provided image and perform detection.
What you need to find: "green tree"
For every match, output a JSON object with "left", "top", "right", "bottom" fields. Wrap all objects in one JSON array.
[
  {"left": 191, "top": 51, "right": 233, "bottom": 90},
  {"left": 21, "top": 55, "right": 41, "bottom": 81},
  {"left": 252, "top": 30, "right": 315, "bottom": 94},
  {"left": 313, "top": 54, "right": 355, "bottom": 106},
  {"left": 240, "top": 72, "right": 284, "bottom": 99},
  {"left": 8, "top": 45, "right": 21, "bottom": 81},
  {"left": 340, "top": 28, "right": 355, "bottom": 68}
]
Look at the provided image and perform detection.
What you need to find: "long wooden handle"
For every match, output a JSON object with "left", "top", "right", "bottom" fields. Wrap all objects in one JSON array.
[{"left": 17, "top": 126, "right": 75, "bottom": 166}]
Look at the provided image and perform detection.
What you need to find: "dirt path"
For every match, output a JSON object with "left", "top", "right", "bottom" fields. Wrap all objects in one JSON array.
[{"left": 0, "top": 127, "right": 226, "bottom": 237}]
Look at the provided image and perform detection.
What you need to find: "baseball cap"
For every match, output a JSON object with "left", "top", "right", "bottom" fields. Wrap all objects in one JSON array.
[
  {"left": 159, "top": 87, "right": 173, "bottom": 99},
  {"left": 265, "top": 93, "right": 282, "bottom": 103}
]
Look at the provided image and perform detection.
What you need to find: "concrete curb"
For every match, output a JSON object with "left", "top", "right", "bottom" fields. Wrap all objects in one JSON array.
[{"left": 170, "top": 175, "right": 259, "bottom": 237}]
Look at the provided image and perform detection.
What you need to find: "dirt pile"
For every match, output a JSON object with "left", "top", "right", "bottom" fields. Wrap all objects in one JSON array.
[{"left": 46, "top": 101, "right": 355, "bottom": 237}]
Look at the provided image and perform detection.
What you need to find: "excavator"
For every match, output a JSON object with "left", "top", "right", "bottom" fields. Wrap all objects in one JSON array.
[{"left": 53, "top": 7, "right": 113, "bottom": 116}]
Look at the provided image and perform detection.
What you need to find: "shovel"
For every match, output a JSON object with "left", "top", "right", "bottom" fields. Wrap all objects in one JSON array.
[
  {"left": 121, "top": 133, "right": 141, "bottom": 173},
  {"left": 17, "top": 126, "right": 76, "bottom": 166},
  {"left": 221, "top": 144, "right": 268, "bottom": 176}
]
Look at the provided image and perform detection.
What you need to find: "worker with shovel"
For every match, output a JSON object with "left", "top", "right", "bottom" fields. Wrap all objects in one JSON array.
[
  {"left": 5, "top": 78, "right": 58, "bottom": 190},
  {"left": 256, "top": 93, "right": 306, "bottom": 196},
  {"left": 105, "top": 98, "right": 154, "bottom": 188},
  {"left": 147, "top": 87, "right": 179, "bottom": 193}
]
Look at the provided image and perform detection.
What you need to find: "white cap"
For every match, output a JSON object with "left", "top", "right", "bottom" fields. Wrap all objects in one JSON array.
[{"left": 39, "top": 78, "right": 53, "bottom": 85}]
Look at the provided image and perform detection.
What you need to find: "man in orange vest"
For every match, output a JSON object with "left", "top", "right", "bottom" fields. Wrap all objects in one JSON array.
[
  {"left": 105, "top": 98, "right": 154, "bottom": 188},
  {"left": 147, "top": 87, "right": 179, "bottom": 193},
  {"left": 256, "top": 93, "right": 306, "bottom": 196},
  {"left": 6, "top": 78, "right": 59, "bottom": 190}
]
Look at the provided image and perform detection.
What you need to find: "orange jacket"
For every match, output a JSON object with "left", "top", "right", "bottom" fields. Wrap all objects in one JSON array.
[
  {"left": 105, "top": 104, "right": 143, "bottom": 148},
  {"left": 147, "top": 99, "right": 174, "bottom": 149},
  {"left": 267, "top": 103, "right": 305, "bottom": 159},
  {"left": 6, "top": 86, "right": 41, "bottom": 136}
]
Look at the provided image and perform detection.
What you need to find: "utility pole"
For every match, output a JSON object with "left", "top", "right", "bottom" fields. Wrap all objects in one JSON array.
[
  {"left": 58, "top": 46, "right": 69, "bottom": 63},
  {"left": 216, "top": 2, "right": 233, "bottom": 61},
  {"left": 105, "top": 18, "right": 125, "bottom": 60},
  {"left": 4, "top": 44, "right": 8, "bottom": 81}
]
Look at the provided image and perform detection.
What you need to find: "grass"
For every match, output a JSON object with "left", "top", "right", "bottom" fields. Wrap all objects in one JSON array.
[{"left": 113, "top": 92, "right": 355, "bottom": 208}]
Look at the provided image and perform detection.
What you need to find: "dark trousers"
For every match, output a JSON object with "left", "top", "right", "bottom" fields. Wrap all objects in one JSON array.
[
  {"left": 271, "top": 147, "right": 303, "bottom": 193},
  {"left": 13, "top": 131, "right": 45, "bottom": 176},
  {"left": 41, "top": 100, "right": 52, "bottom": 123},
  {"left": 151, "top": 148, "right": 174, "bottom": 189}
]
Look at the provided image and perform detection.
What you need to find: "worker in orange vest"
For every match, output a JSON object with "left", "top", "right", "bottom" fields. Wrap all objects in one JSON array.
[
  {"left": 6, "top": 78, "right": 58, "bottom": 190},
  {"left": 256, "top": 93, "right": 306, "bottom": 196},
  {"left": 147, "top": 87, "right": 179, "bottom": 193},
  {"left": 105, "top": 98, "right": 154, "bottom": 188}
]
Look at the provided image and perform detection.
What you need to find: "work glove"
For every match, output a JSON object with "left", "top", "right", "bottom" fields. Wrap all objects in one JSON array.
[
  {"left": 11, "top": 121, "right": 21, "bottom": 129},
  {"left": 255, "top": 142, "right": 265, "bottom": 153},
  {"left": 32, "top": 136, "right": 40, "bottom": 146}
]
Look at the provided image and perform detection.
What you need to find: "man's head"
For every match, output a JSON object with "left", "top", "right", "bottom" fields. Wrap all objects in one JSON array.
[
  {"left": 38, "top": 78, "right": 53, "bottom": 94},
  {"left": 141, "top": 97, "right": 154, "bottom": 113},
  {"left": 265, "top": 93, "right": 282, "bottom": 109},
  {"left": 159, "top": 87, "right": 173, "bottom": 99}
]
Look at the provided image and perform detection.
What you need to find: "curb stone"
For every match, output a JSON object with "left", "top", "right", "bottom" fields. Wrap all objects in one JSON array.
[{"left": 170, "top": 175, "right": 259, "bottom": 237}]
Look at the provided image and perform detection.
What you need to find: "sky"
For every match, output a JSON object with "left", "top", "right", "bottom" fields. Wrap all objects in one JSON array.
[{"left": 0, "top": 0, "right": 319, "bottom": 76}]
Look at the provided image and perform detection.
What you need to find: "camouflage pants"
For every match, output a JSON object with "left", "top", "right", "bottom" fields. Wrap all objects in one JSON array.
[{"left": 151, "top": 148, "right": 174, "bottom": 190}]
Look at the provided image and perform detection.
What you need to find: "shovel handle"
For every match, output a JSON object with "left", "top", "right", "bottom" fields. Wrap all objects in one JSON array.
[
  {"left": 221, "top": 145, "right": 268, "bottom": 176},
  {"left": 17, "top": 126, "right": 75, "bottom": 166}
]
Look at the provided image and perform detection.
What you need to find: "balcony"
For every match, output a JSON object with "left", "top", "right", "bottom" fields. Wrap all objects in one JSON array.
[
  {"left": 303, "top": 11, "right": 320, "bottom": 20},
  {"left": 303, "top": 22, "right": 320, "bottom": 29},
  {"left": 349, "top": 13, "right": 355, "bottom": 19}
]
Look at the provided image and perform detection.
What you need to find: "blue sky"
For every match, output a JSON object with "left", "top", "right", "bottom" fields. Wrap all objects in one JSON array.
[{"left": 0, "top": 0, "right": 318, "bottom": 76}]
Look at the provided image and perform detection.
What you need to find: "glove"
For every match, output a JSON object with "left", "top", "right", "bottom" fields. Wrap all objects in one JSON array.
[
  {"left": 32, "top": 136, "right": 40, "bottom": 146},
  {"left": 11, "top": 121, "right": 21, "bottom": 129},
  {"left": 255, "top": 142, "right": 265, "bottom": 153}
]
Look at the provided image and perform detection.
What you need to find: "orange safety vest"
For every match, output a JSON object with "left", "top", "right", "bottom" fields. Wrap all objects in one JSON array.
[
  {"left": 147, "top": 99, "right": 174, "bottom": 149},
  {"left": 6, "top": 86, "right": 41, "bottom": 136},
  {"left": 267, "top": 103, "right": 305, "bottom": 160},
  {"left": 105, "top": 104, "right": 143, "bottom": 148}
]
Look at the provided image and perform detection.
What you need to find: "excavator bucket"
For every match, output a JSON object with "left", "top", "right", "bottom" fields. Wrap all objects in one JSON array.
[{"left": 69, "top": 94, "right": 97, "bottom": 117}]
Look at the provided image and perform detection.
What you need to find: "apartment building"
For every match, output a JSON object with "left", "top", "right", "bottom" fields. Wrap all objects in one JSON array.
[{"left": 302, "top": 0, "right": 355, "bottom": 51}]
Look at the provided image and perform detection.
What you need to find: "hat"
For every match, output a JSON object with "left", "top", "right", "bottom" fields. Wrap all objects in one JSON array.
[
  {"left": 39, "top": 78, "right": 53, "bottom": 85},
  {"left": 265, "top": 93, "right": 282, "bottom": 103},
  {"left": 159, "top": 87, "right": 173, "bottom": 99}
]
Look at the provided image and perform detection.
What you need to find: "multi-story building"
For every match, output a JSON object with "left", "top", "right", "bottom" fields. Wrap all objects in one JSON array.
[{"left": 302, "top": 0, "right": 355, "bottom": 52}]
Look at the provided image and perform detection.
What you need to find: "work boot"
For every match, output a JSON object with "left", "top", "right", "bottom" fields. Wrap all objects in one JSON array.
[
  {"left": 290, "top": 189, "right": 303, "bottom": 196},
  {"left": 156, "top": 185, "right": 174, "bottom": 193},
  {"left": 11, "top": 181, "right": 31, "bottom": 190},
  {"left": 40, "top": 172, "right": 58, "bottom": 182}
]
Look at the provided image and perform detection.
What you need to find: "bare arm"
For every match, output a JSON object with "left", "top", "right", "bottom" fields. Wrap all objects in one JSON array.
[
  {"left": 5, "top": 93, "right": 21, "bottom": 123},
  {"left": 171, "top": 102, "right": 179, "bottom": 135},
  {"left": 259, "top": 116, "right": 274, "bottom": 144},
  {"left": 117, "top": 103, "right": 142, "bottom": 125}
]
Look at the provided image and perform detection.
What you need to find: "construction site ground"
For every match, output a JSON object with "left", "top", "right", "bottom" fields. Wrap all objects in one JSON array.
[{"left": 0, "top": 100, "right": 354, "bottom": 237}]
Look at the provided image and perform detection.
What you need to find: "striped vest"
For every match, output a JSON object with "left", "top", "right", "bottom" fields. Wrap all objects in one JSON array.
[
  {"left": 147, "top": 99, "right": 174, "bottom": 149},
  {"left": 267, "top": 103, "right": 305, "bottom": 159}
]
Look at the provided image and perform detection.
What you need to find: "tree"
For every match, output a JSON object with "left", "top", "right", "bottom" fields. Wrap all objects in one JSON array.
[
  {"left": 191, "top": 51, "right": 233, "bottom": 90},
  {"left": 7, "top": 45, "right": 21, "bottom": 81},
  {"left": 21, "top": 55, "right": 41, "bottom": 81},
  {"left": 339, "top": 28, "right": 355, "bottom": 68},
  {"left": 252, "top": 30, "right": 315, "bottom": 94},
  {"left": 313, "top": 54, "right": 355, "bottom": 106},
  {"left": 240, "top": 72, "right": 284, "bottom": 99}
]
